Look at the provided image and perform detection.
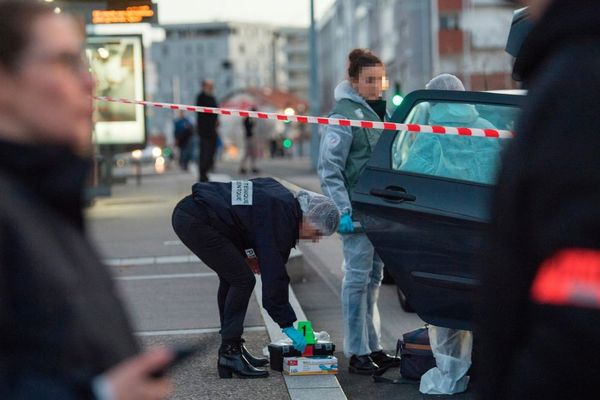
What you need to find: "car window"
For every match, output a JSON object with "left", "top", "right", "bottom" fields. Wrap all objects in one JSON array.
[{"left": 391, "top": 100, "right": 520, "bottom": 185}]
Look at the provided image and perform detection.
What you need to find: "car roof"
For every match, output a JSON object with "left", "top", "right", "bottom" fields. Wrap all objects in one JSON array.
[{"left": 486, "top": 89, "right": 527, "bottom": 96}]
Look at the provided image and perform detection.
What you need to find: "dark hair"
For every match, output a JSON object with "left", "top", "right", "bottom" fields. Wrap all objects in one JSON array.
[
  {"left": 0, "top": 0, "right": 54, "bottom": 70},
  {"left": 347, "top": 48, "right": 383, "bottom": 80}
]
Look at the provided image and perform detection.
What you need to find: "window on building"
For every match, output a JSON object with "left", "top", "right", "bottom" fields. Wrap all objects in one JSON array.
[
  {"left": 239, "top": 44, "right": 245, "bottom": 54},
  {"left": 246, "top": 60, "right": 258, "bottom": 70},
  {"left": 440, "top": 14, "right": 460, "bottom": 30}
]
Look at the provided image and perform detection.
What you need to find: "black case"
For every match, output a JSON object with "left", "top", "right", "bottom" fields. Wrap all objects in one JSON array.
[
  {"left": 268, "top": 342, "right": 335, "bottom": 371},
  {"left": 398, "top": 327, "right": 435, "bottom": 380}
]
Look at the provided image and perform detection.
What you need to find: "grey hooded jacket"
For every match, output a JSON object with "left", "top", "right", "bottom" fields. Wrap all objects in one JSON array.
[{"left": 318, "top": 81, "right": 386, "bottom": 216}]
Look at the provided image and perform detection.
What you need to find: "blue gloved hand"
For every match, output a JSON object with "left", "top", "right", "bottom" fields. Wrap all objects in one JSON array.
[
  {"left": 338, "top": 213, "right": 354, "bottom": 234},
  {"left": 282, "top": 327, "right": 307, "bottom": 352}
]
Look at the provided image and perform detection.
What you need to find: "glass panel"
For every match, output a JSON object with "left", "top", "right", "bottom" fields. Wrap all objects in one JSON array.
[{"left": 391, "top": 100, "right": 520, "bottom": 185}]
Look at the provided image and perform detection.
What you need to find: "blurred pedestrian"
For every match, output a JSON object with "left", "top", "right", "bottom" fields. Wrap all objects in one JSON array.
[
  {"left": 239, "top": 108, "right": 259, "bottom": 174},
  {"left": 172, "top": 178, "right": 339, "bottom": 378},
  {"left": 318, "top": 48, "right": 399, "bottom": 374},
  {"left": 195, "top": 79, "right": 218, "bottom": 181},
  {"left": 173, "top": 110, "right": 193, "bottom": 171},
  {"left": 214, "top": 131, "right": 224, "bottom": 163},
  {"left": 0, "top": 1, "right": 173, "bottom": 398},
  {"left": 478, "top": 1, "right": 600, "bottom": 399}
]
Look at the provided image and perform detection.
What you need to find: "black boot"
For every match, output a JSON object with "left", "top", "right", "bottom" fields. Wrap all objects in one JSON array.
[
  {"left": 241, "top": 343, "right": 269, "bottom": 368},
  {"left": 370, "top": 350, "right": 400, "bottom": 368},
  {"left": 218, "top": 343, "right": 269, "bottom": 379},
  {"left": 348, "top": 354, "right": 379, "bottom": 375}
]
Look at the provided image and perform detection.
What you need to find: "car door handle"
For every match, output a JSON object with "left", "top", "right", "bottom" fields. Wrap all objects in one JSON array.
[{"left": 370, "top": 187, "right": 416, "bottom": 202}]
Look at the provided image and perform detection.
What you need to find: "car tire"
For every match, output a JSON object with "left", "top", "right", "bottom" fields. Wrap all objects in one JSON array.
[
  {"left": 397, "top": 287, "right": 415, "bottom": 313},
  {"left": 382, "top": 267, "right": 395, "bottom": 285}
]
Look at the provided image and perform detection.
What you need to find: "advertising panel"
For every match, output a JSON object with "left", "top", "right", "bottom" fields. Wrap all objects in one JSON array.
[{"left": 87, "top": 35, "right": 145, "bottom": 145}]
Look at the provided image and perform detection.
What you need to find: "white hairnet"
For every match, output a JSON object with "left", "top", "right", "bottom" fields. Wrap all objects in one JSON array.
[
  {"left": 426, "top": 74, "right": 465, "bottom": 91},
  {"left": 296, "top": 190, "right": 340, "bottom": 236}
]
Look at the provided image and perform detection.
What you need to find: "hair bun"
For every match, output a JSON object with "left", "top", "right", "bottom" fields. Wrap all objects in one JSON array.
[
  {"left": 348, "top": 48, "right": 369, "bottom": 63},
  {"left": 347, "top": 48, "right": 383, "bottom": 80}
]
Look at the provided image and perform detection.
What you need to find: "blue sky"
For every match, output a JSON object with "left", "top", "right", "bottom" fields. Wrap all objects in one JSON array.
[{"left": 156, "top": 0, "right": 336, "bottom": 26}]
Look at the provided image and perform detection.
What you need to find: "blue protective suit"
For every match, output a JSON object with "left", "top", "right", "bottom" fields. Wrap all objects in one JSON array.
[
  {"left": 401, "top": 103, "right": 501, "bottom": 184},
  {"left": 318, "top": 81, "right": 386, "bottom": 356}
]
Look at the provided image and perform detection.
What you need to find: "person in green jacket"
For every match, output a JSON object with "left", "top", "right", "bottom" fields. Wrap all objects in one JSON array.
[{"left": 318, "top": 48, "right": 399, "bottom": 374}]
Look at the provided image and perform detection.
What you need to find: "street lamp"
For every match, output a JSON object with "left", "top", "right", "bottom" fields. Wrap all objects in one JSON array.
[{"left": 309, "top": 0, "right": 321, "bottom": 169}]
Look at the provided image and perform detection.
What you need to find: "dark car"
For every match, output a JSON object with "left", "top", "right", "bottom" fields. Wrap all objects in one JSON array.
[{"left": 352, "top": 90, "right": 524, "bottom": 330}]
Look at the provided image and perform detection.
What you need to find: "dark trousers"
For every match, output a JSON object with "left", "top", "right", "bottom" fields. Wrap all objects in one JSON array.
[
  {"left": 172, "top": 198, "right": 255, "bottom": 344},
  {"left": 199, "top": 134, "right": 217, "bottom": 182}
]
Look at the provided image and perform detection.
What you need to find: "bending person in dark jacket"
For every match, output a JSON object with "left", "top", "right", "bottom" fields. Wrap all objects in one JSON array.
[{"left": 172, "top": 178, "right": 339, "bottom": 378}]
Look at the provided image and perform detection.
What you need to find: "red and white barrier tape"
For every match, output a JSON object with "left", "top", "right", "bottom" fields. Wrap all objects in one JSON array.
[{"left": 94, "top": 96, "right": 514, "bottom": 139}]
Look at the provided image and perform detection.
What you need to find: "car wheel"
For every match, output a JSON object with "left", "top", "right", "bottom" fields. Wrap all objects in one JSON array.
[
  {"left": 397, "top": 287, "right": 415, "bottom": 313},
  {"left": 382, "top": 267, "right": 395, "bottom": 285}
]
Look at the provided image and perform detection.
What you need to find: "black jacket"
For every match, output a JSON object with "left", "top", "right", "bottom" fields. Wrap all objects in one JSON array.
[
  {"left": 244, "top": 117, "right": 254, "bottom": 139},
  {"left": 196, "top": 91, "right": 218, "bottom": 137},
  {"left": 477, "top": 1, "right": 600, "bottom": 398},
  {"left": 188, "top": 177, "right": 300, "bottom": 328},
  {"left": 0, "top": 141, "right": 139, "bottom": 399}
]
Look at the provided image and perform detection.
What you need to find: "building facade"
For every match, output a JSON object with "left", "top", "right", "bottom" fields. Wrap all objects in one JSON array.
[
  {"left": 317, "top": 0, "right": 517, "bottom": 113},
  {"left": 273, "top": 27, "right": 310, "bottom": 101},
  {"left": 149, "top": 22, "right": 309, "bottom": 137}
]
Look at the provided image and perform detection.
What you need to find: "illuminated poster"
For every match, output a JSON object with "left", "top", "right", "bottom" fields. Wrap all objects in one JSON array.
[{"left": 87, "top": 35, "right": 145, "bottom": 144}]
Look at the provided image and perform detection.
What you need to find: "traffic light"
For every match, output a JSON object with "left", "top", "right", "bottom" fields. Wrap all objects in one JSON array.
[
  {"left": 392, "top": 81, "right": 403, "bottom": 107},
  {"left": 282, "top": 138, "right": 293, "bottom": 149}
]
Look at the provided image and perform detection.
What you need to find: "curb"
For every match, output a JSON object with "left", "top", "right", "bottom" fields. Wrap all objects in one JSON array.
[{"left": 254, "top": 275, "right": 348, "bottom": 400}]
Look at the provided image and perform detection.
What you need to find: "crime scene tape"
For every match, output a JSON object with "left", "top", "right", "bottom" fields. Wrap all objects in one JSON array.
[{"left": 94, "top": 96, "right": 514, "bottom": 139}]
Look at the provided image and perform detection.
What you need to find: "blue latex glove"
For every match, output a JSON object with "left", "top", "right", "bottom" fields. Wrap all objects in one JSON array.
[
  {"left": 338, "top": 213, "right": 354, "bottom": 234},
  {"left": 282, "top": 327, "right": 307, "bottom": 352}
]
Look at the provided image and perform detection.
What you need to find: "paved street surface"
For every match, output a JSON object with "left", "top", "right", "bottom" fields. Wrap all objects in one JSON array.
[{"left": 87, "top": 156, "right": 475, "bottom": 399}]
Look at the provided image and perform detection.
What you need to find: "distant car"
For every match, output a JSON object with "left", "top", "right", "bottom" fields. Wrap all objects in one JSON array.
[
  {"left": 113, "top": 145, "right": 166, "bottom": 168},
  {"left": 352, "top": 90, "right": 525, "bottom": 330}
]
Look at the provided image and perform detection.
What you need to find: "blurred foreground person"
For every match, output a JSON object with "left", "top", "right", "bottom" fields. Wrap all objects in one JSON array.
[
  {"left": 172, "top": 178, "right": 339, "bottom": 378},
  {"left": 0, "top": 1, "right": 173, "bottom": 398},
  {"left": 478, "top": 0, "right": 600, "bottom": 399}
]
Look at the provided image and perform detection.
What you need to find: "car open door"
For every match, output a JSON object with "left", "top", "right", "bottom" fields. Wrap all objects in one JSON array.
[{"left": 352, "top": 90, "right": 524, "bottom": 330}]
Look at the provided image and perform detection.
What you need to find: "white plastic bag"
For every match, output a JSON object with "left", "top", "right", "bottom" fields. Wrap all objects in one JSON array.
[{"left": 419, "top": 326, "right": 473, "bottom": 395}]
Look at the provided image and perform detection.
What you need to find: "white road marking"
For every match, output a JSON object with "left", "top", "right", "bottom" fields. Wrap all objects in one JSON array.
[
  {"left": 116, "top": 272, "right": 216, "bottom": 281},
  {"left": 136, "top": 326, "right": 266, "bottom": 337},
  {"left": 105, "top": 254, "right": 200, "bottom": 266}
]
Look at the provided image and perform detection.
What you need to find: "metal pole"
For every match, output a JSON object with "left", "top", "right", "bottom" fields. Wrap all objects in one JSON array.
[{"left": 309, "top": 0, "right": 321, "bottom": 170}]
